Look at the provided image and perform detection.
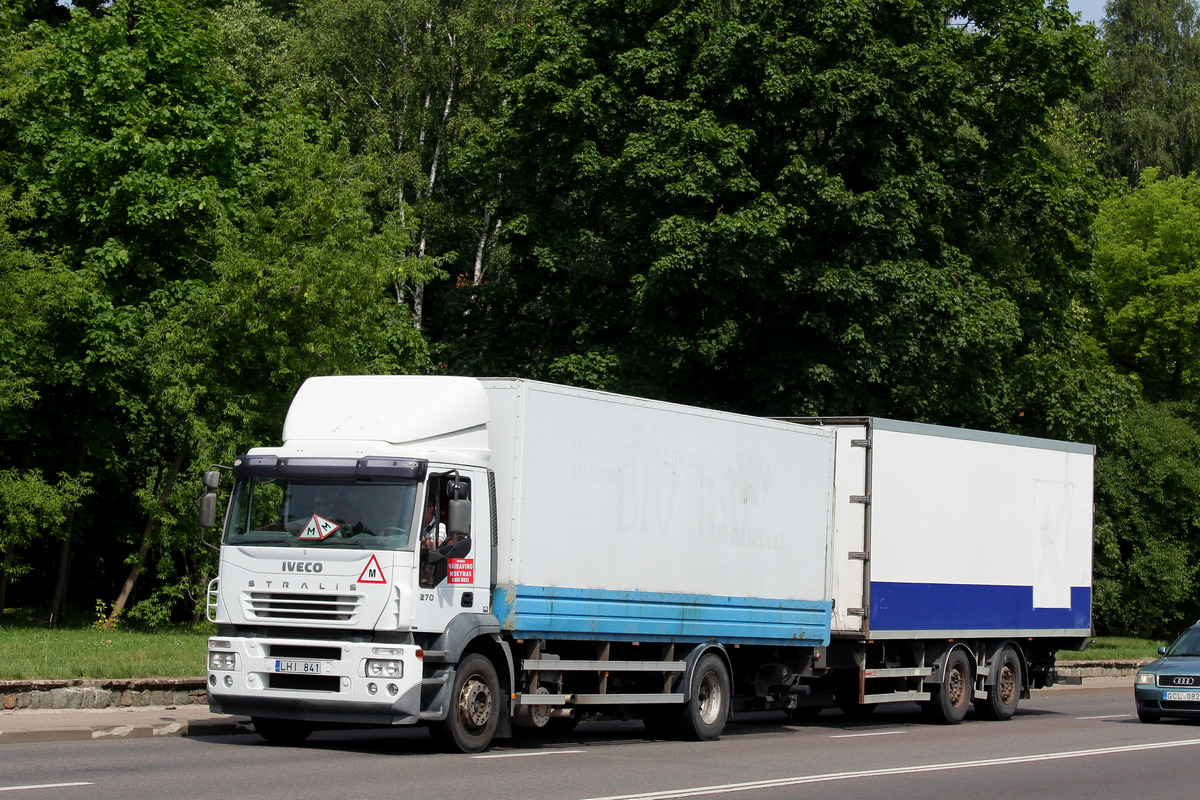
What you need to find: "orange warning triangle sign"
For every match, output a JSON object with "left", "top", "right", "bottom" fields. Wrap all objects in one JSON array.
[{"left": 358, "top": 554, "right": 386, "bottom": 584}]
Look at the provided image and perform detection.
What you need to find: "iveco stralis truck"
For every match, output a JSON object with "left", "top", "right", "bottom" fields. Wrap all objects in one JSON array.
[{"left": 200, "top": 377, "right": 1094, "bottom": 752}]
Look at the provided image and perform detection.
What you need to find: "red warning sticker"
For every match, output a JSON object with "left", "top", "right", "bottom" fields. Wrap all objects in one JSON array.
[
  {"left": 358, "top": 554, "right": 386, "bottom": 584},
  {"left": 299, "top": 514, "right": 340, "bottom": 540},
  {"left": 447, "top": 558, "right": 473, "bottom": 585}
]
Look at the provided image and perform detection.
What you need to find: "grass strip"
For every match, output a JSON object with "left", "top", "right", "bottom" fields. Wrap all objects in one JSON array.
[{"left": 0, "top": 623, "right": 212, "bottom": 681}]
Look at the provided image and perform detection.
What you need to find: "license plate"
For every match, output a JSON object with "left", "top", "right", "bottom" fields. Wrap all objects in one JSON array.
[
  {"left": 274, "top": 659, "right": 324, "bottom": 674},
  {"left": 1163, "top": 691, "right": 1200, "bottom": 702}
]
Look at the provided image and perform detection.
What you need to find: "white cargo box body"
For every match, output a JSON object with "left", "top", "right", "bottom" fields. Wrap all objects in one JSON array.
[
  {"left": 483, "top": 381, "right": 836, "bottom": 647},
  {"left": 805, "top": 418, "right": 1094, "bottom": 639}
]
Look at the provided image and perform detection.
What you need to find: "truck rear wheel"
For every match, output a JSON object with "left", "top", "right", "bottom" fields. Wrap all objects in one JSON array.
[
  {"left": 431, "top": 653, "right": 500, "bottom": 753},
  {"left": 251, "top": 716, "right": 313, "bottom": 745},
  {"left": 974, "top": 648, "right": 1022, "bottom": 721},
  {"left": 681, "top": 653, "right": 730, "bottom": 740},
  {"left": 925, "top": 649, "right": 972, "bottom": 724}
]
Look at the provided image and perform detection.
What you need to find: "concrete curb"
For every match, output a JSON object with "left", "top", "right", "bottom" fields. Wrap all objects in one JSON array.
[{"left": 0, "top": 713, "right": 254, "bottom": 745}]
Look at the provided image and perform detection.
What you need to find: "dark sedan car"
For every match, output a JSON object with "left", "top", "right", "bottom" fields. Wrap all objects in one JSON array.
[{"left": 1135, "top": 622, "right": 1200, "bottom": 723}]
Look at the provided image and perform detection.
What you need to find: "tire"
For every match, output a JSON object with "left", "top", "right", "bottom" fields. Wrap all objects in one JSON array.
[
  {"left": 680, "top": 653, "right": 731, "bottom": 740},
  {"left": 974, "top": 648, "right": 1022, "bottom": 721},
  {"left": 1137, "top": 705, "right": 1162, "bottom": 724},
  {"left": 927, "top": 649, "right": 972, "bottom": 724},
  {"left": 430, "top": 653, "right": 501, "bottom": 753},
  {"left": 251, "top": 716, "right": 313, "bottom": 745}
]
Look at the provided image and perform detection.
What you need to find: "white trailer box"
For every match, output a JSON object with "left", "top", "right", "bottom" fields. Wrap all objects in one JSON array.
[
  {"left": 482, "top": 380, "right": 837, "bottom": 646},
  {"left": 795, "top": 418, "right": 1094, "bottom": 639}
]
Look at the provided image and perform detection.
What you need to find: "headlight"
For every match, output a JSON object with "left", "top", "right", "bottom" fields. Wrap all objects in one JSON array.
[
  {"left": 209, "top": 651, "right": 238, "bottom": 671},
  {"left": 1136, "top": 672, "right": 1156, "bottom": 685},
  {"left": 366, "top": 659, "right": 402, "bottom": 679}
]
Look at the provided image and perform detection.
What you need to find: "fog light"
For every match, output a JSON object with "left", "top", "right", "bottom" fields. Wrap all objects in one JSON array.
[
  {"left": 367, "top": 682, "right": 378, "bottom": 695},
  {"left": 223, "top": 674, "right": 234, "bottom": 687},
  {"left": 208, "top": 675, "right": 216, "bottom": 687},
  {"left": 387, "top": 683, "right": 399, "bottom": 697}
]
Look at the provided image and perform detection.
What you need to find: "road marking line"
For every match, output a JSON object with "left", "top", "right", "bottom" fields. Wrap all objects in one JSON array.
[
  {"left": 830, "top": 731, "right": 906, "bottom": 739},
  {"left": 1076, "top": 714, "right": 1131, "bottom": 720},
  {"left": 472, "top": 749, "right": 586, "bottom": 760},
  {"left": 0, "top": 783, "right": 93, "bottom": 793},
  {"left": 575, "top": 737, "right": 1200, "bottom": 800}
]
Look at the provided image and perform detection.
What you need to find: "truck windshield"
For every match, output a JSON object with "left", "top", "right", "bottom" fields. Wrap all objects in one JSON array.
[{"left": 224, "top": 477, "right": 419, "bottom": 551}]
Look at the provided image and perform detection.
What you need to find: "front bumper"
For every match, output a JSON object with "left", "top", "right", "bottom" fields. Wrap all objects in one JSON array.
[
  {"left": 206, "top": 635, "right": 429, "bottom": 726},
  {"left": 1134, "top": 684, "right": 1200, "bottom": 719}
]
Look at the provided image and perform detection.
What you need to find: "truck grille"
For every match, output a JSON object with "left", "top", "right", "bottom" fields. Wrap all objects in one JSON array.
[{"left": 244, "top": 592, "right": 361, "bottom": 623}]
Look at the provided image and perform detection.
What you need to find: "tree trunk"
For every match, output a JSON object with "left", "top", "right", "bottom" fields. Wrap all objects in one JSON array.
[
  {"left": 50, "top": 419, "right": 90, "bottom": 628},
  {"left": 105, "top": 450, "right": 185, "bottom": 628},
  {"left": 0, "top": 543, "right": 15, "bottom": 614}
]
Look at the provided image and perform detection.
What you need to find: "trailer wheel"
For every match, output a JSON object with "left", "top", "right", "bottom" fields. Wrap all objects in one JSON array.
[
  {"left": 926, "top": 649, "right": 972, "bottom": 724},
  {"left": 974, "top": 648, "right": 1022, "bottom": 721},
  {"left": 251, "top": 716, "right": 313, "bottom": 745},
  {"left": 681, "top": 653, "right": 731, "bottom": 740},
  {"left": 431, "top": 653, "right": 500, "bottom": 753}
]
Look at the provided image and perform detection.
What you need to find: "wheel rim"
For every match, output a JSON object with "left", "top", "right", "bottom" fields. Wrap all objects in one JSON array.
[
  {"left": 947, "top": 664, "right": 966, "bottom": 707},
  {"left": 459, "top": 675, "right": 493, "bottom": 731},
  {"left": 697, "top": 670, "right": 723, "bottom": 725},
  {"left": 997, "top": 662, "right": 1017, "bottom": 704}
]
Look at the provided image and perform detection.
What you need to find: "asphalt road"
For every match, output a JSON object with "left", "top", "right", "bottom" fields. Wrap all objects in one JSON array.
[{"left": 2, "top": 684, "right": 1196, "bottom": 800}]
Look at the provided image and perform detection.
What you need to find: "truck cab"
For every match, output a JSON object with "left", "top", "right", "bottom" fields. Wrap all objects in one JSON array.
[{"left": 204, "top": 377, "right": 506, "bottom": 749}]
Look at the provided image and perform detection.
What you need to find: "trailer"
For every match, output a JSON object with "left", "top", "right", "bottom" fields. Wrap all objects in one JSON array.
[{"left": 200, "top": 377, "right": 1093, "bottom": 752}]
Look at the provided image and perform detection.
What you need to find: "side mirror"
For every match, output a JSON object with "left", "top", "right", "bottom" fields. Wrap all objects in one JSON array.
[
  {"left": 200, "top": 493, "right": 218, "bottom": 530},
  {"left": 203, "top": 470, "right": 221, "bottom": 491},
  {"left": 1159, "top": 646, "right": 1168, "bottom": 656},
  {"left": 447, "top": 498, "right": 471, "bottom": 537}
]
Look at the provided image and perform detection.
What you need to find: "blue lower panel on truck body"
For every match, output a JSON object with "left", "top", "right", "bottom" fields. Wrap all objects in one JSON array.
[
  {"left": 869, "top": 582, "right": 1091, "bottom": 635},
  {"left": 492, "top": 585, "right": 832, "bottom": 646}
]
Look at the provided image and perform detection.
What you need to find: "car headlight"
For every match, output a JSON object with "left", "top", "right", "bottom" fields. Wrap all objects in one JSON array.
[
  {"left": 366, "top": 659, "right": 403, "bottom": 679},
  {"left": 209, "top": 651, "right": 238, "bottom": 671},
  {"left": 1136, "top": 672, "right": 1156, "bottom": 685}
]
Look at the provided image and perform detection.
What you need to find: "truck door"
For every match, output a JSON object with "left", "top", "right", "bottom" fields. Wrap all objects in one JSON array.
[
  {"left": 830, "top": 426, "right": 869, "bottom": 634},
  {"left": 413, "top": 469, "right": 491, "bottom": 633}
]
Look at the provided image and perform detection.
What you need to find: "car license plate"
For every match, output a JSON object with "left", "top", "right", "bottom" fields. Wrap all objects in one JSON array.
[
  {"left": 274, "top": 659, "right": 324, "bottom": 674},
  {"left": 1163, "top": 691, "right": 1200, "bottom": 702}
]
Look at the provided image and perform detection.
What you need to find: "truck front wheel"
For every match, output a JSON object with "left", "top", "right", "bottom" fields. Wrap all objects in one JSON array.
[{"left": 431, "top": 653, "right": 501, "bottom": 753}]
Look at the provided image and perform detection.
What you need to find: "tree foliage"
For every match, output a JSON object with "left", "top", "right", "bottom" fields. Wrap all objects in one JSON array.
[
  {"left": 1093, "top": 0, "right": 1200, "bottom": 185},
  {"left": 449, "top": 0, "right": 1104, "bottom": 431}
]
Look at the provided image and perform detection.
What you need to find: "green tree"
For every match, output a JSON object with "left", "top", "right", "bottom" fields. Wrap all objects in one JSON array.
[
  {"left": 1094, "top": 169, "right": 1200, "bottom": 403},
  {"left": 281, "top": 0, "right": 525, "bottom": 328},
  {"left": 451, "top": 0, "right": 1103, "bottom": 431},
  {"left": 1093, "top": 401, "right": 1200, "bottom": 637},
  {"left": 2, "top": 0, "right": 432, "bottom": 624},
  {"left": 1093, "top": 0, "right": 1200, "bottom": 184}
]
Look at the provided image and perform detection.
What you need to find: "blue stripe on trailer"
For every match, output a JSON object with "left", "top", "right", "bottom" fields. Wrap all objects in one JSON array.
[
  {"left": 869, "top": 582, "right": 1091, "bottom": 633},
  {"left": 492, "top": 585, "right": 832, "bottom": 646}
]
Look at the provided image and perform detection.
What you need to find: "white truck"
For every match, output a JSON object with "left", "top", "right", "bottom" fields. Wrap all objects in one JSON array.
[{"left": 200, "top": 377, "right": 1094, "bottom": 752}]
